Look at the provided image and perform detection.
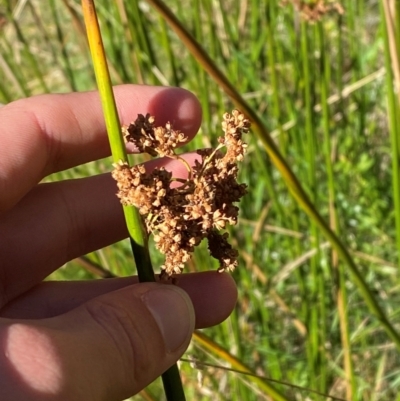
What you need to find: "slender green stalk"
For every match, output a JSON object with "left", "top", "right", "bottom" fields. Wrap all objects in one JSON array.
[
  {"left": 203, "top": 0, "right": 218, "bottom": 61},
  {"left": 317, "top": 22, "right": 335, "bottom": 394},
  {"left": 81, "top": 2, "right": 185, "bottom": 399},
  {"left": 261, "top": 4, "right": 285, "bottom": 383},
  {"left": 190, "top": 0, "right": 208, "bottom": 133},
  {"left": 49, "top": 0, "right": 77, "bottom": 91},
  {"left": 126, "top": 0, "right": 158, "bottom": 84},
  {"left": 266, "top": 4, "right": 285, "bottom": 154},
  {"left": 282, "top": 11, "right": 311, "bottom": 387},
  {"left": 0, "top": 35, "right": 30, "bottom": 97},
  {"left": 0, "top": 81, "right": 11, "bottom": 103},
  {"left": 301, "top": 21, "right": 316, "bottom": 194},
  {"left": 381, "top": 0, "right": 400, "bottom": 264},
  {"left": 5, "top": 4, "right": 48, "bottom": 93},
  {"left": 114, "top": 0, "right": 144, "bottom": 84},
  {"left": 301, "top": 20, "right": 322, "bottom": 390},
  {"left": 333, "top": 8, "right": 356, "bottom": 400},
  {"left": 161, "top": 366, "right": 186, "bottom": 401},
  {"left": 146, "top": 0, "right": 400, "bottom": 350},
  {"left": 159, "top": 16, "right": 179, "bottom": 86}
]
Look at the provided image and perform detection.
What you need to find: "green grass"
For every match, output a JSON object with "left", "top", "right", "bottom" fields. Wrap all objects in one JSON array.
[{"left": 1, "top": 0, "right": 400, "bottom": 399}]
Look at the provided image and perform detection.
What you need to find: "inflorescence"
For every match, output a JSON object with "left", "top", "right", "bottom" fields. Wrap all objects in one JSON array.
[
  {"left": 112, "top": 110, "right": 250, "bottom": 277},
  {"left": 281, "top": 0, "right": 344, "bottom": 22}
]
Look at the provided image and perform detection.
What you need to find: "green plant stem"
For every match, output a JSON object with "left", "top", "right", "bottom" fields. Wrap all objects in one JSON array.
[
  {"left": 161, "top": 365, "right": 186, "bottom": 400},
  {"left": 333, "top": 9, "right": 356, "bottom": 399},
  {"left": 301, "top": 20, "right": 321, "bottom": 390},
  {"left": 381, "top": 0, "right": 400, "bottom": 265},
  {"left": 146, "top": 0, "right": 400, "bottom": 349},
  {"left": 81, "top": 1, "right": 148, "bottom": 256},
  {"left": 81, "top": 1, "right": 185, "bottom": 399},
  {"left": 6, "top": 4, "right": 49, "bottom": 93}
]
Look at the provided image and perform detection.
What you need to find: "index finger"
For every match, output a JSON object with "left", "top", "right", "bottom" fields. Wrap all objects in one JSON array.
[{"left": 0, "top": 85, "right": 202, "bottom": 212}]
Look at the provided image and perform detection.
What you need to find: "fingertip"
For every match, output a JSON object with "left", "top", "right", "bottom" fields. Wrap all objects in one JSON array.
[
  {"left": 117, "top": 85, "right": 202, "bottom": 140},
  {"left": 176, "top": 271, "right": 238, "bottom": 328},
  {"left": 166, "top": 87, "right": 202, "bottom": 136},
  {"left": 141, "top": 285, "right": 195, "bottom": 353}
]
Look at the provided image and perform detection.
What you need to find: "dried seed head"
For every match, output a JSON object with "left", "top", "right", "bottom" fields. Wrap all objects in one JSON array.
[
  {"left": 124, "top": 114, "right": 187, "bottom": 158},
  {"left": 280, "top": 0, "right": 345, "bottom": 22},
  {"left": 112, "top": 110, "right": 250, "bottom": 276}
]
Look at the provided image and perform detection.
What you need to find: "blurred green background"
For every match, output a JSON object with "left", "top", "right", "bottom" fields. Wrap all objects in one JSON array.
[{"left": 1, "top": 0, "right": 400, "bottom": 400}]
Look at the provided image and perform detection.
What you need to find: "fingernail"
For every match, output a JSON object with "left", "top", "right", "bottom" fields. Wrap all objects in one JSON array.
[
  {"left": 142, "top": 286, "right": 195, "bottom": 352},
  {"left": 175, "top": 91, "right": 202, "bottom": 132}
]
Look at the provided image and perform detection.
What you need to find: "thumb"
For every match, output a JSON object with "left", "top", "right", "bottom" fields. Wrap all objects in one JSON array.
[{"left": 1, "top": 283, "right": 195, "bottom": 401}]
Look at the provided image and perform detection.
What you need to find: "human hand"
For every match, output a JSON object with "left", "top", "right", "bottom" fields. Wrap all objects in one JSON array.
[{"left": 0, "top": 86, "right": 237, "bottom": 400}]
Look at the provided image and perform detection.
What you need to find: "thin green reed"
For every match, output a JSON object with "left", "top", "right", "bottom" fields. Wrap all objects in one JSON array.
[
  {"left": 101, "top": 1, "right": 127, "bottom": 81},
  {"left": 114, "top": 2, "right": 132, "bottom": 83},
  {"left": 0, "top": 82, "right": 11, "bottom": 103},
  {"left": 158, "top": 16, "right": 179, "bottom": 86},
  {"left": 0, "top": 34, "right": 30, "bottom": 97},
  {"left": 216, "top": 0, "right": 237, "bottom": 49},
  {"left": 115, "top": 0, "right": 158, "bottom": 85},
  {"left": 190, "top": 0, "right": 212, "bottom": 137},
  {"left": 258, "top": 3, "right": 283, "bottom": 222},
  {"left": 282, "top": 10, "right": 310, "bottom": 377},
  {"left": 259, "top": 291, "right": 284, "bottom": 382},
  {"left": 317, "top": 22, "right": 335, "bottom": 394},
  {"left": 59, "top": 0, "right": 96, "bottom": 89},
  {"left": 0, "top": 37, "right": 17, "bottom": 101},
  {"left": 0, "top": 82, "right": 12, "bottom": 104},
  {"left": 300, "top": 19, "right": 323, "bottom": 391},
  {"left": 96, "top": 2, "right": 120, "bottom": 72},
  {"left": 266, "top": 4, "right": 285, "bottom": 154},
  {"left": 203, "top": 0, "right": 218, "bottom": 60},
  {"left": 5, "top": 4, "right": 48, "bottom": 93},
  {"left": 114, "top": 0, "right": 144, "bottom": 84},
  {"left": 127, "top": 0, "right": 158, "bottom": 84},
  {"left": 216, "top": 1, "right": 239, "bottom": 86},
  {"left": 252, "top": 143, "right": 285, "bottom": 221},
  {"left": 301, "top": 22, "right": 316, "bottom": 191},
  {"left": 397, "top": 2, "right": 400, "bottom": 57},
  {"left": 49, "top": 0, "right": 77, "bottom": 91},
  {"left": 264, "top": 4, "right": 299, "bottom": 383},
  {"left": 333, "top": 5, "right": 356, "bottom": 399},
  {"left": 381, "top": 1, "right": 400, "bottom": 265},
  {"left": 26, "top": 4, "right": 56, "bottom": 69}
]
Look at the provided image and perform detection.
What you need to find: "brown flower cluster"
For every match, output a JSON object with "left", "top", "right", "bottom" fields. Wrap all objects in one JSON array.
[
  {"left": 112, "top": 110, "right": 250, "bottom": 276},
  {"left": 281, "top": 0, "right": 344, "bottom": 22},
  {"left": 122, "top": 114, "right": 186, "bottom": 157}
]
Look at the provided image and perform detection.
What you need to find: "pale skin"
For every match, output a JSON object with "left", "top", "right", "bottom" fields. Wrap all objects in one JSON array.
[{"left": 0, "top": 85, "right": 238, "bottom": 401}]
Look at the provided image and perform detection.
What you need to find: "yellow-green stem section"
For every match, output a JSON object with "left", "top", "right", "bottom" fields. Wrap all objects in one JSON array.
[{"left": 81, "top": 0, "right": 148, "bottom": 255}]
